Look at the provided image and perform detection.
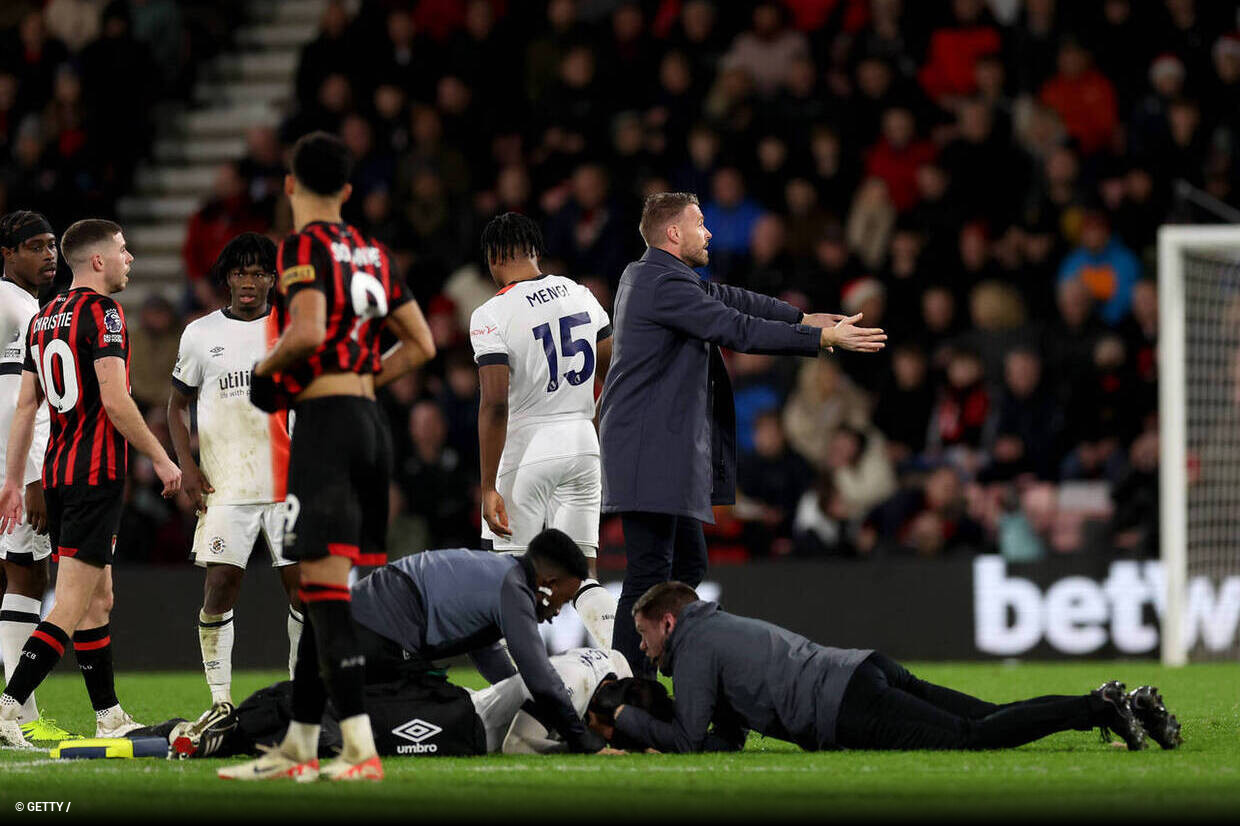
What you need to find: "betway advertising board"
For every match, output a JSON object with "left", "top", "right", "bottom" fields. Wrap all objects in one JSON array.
[{"left": 96, "top": 555, "right": 1240, "bottom": 669}]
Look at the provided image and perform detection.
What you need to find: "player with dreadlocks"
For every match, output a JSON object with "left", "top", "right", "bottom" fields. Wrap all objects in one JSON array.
[
  {"left": 169, "top": 233, "right": 302, "bottom": 717},
  {"left": 0, "top": 210, "right": 74, "bottom": 743},
  {"left": 469, "top": 212, "right": 618, "bottom": 652}
]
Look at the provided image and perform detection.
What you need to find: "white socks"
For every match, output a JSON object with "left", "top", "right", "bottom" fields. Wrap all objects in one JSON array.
[
  {"left": 198, "top": 609, "right": 234, "bottom": 705},
  {"left": 282, "top": 720, "right": 320, "bottom": 762},
  {"left": 287, "top": 607, "right": 304, "bottom": 679},
  {"left": 574, "top": 580, "right": 617, "bottom": 650},
  {"left": 339, "top": 714, "right": 377, "bottom": 762},
  {"left": 0, "top": 692, "right": 21, "bottom": 721},
  {"left": 1, "top": 593, "right": 41, "bottom": 724}
]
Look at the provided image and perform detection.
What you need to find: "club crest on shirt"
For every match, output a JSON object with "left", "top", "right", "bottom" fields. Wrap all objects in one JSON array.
[{"left": 103, "top": 308, "right": 123, "bottom": 333}]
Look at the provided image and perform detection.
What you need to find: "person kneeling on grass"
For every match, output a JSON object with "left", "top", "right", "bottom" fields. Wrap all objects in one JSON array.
[{"left": 592, "top": 582, "right": 1182, "bottom": 754}]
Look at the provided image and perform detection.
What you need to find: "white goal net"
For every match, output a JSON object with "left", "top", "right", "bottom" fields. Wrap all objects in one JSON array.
[{"left": 1159, "top": 225, "right": 1240, "bottom": 664}]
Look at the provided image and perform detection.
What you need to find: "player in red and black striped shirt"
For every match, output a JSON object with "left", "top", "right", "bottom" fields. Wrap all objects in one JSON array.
[
  {"left": 221, "top": 132, "right": 434, "bottom": 782},
  {"left": 0, "top": 219, "right": 182, "bottom": 748}
]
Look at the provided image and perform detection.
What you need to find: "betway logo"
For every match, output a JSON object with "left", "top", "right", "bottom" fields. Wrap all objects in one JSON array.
[
  {"left": 974, "top": 557, "right": 1240, "bottom": 655},
  {"left": 392, "top": 718, "right": 441, "bottom": 754}
]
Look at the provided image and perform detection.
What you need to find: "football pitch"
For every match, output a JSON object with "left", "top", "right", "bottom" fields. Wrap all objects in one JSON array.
[{"left": 1, "top": 662, "right": 1237, "bottom": 822}]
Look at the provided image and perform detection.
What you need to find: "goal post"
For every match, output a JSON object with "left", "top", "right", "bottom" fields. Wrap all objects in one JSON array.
[{"left": 1158, "top": 224, "right": 1240, "bottom": 665}]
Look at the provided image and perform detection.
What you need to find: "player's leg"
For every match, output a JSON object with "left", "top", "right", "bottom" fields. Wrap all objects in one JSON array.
[
  {"left": 669, "top": 516, "right": 707, "bottom": 588},
  {"left": 263, "top": 503, "right": 303, "bottom": 680},
  {"left": 0, "top": 555, "right": 104, "bottom": 746},
  {"left": 193, "top": 505, "right": 259, "bottom": 705},
  {"left": 549, "top": 455, "right": 616, "bottom": 649},
  {"left": 76, "top": 565, "right": 140, "bottom": 736},
  {"left": 1, "top": 549, "right": 48, "bottom": 726},
  {"left": 615, "top": 511, "right": 678, "bottom": 676}
]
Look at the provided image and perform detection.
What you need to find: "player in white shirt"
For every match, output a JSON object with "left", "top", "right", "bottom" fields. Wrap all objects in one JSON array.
[
  {"left": 468, "top": 647, "right": 633, "bottom": 753},
  {"left": 470, "top": 213, "right": 618, "bottom": 652},
  {"left": 0, "top": 211, "right": 73, "bottom": 743},
  {"left": 168, "top": 234, "right": 302, "bottom": 709}
]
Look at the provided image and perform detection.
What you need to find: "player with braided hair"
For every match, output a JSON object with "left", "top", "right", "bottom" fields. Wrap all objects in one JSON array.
[{"left": 0, "top": 210, "right": 75, "bottom": 743}]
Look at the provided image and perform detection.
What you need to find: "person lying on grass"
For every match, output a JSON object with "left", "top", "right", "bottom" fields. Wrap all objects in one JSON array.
[{"left": 590, "top": 581, "right": 1181, "bottom": 754}]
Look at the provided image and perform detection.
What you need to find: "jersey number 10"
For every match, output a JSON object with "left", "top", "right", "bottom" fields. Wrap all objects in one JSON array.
[
  {"left": 532, "top": 312, "right": 594, "bottom": 392},
  {"left": 31, "top": 340, "right": 80, "bottom": 413}
]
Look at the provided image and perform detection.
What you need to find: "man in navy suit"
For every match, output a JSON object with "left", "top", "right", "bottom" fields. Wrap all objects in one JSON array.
[{"left": 598, "top": 192, "right": 885, "bottom": 675}]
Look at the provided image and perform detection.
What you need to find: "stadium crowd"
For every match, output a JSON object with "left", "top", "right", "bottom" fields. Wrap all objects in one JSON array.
[{"left": 6, "top": 0, "right": 1240, "bottom": 565}]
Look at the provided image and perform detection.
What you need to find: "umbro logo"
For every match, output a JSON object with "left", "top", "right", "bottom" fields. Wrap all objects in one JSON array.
[
  {"left": 210, "top": 346, "right": 225, "bottom": 358},
  {"left": 392, "top": 718, "right": 441, "bottom": 754}
]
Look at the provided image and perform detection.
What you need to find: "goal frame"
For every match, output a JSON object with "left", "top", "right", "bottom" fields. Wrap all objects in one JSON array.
[{"left": 1157, "top": 224, "right": 1240, "bottom": 665}]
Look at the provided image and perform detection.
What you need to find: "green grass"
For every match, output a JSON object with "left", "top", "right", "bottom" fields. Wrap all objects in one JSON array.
[{"left": 1, "top": 662, "right": 1237, "bottom": 822}]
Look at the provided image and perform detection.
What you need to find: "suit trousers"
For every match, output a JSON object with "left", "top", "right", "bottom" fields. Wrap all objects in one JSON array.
[{"left": 614, "top": 511, "right": 708, "bottom": 677}]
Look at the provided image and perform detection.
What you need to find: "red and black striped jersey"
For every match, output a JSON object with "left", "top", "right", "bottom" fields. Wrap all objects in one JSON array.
[
  {"left": 274, "top": 221, "right": 411, "bottom": 395},
  {"left": 22, "top": 288, "right": 129, "bottom": 488}
]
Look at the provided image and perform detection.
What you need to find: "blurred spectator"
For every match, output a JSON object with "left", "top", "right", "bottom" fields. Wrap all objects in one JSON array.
[
  {"left": 917, "top": 0, "right": 1001, "bottom": 103},
  {"left": 860, "top": 466, "right": 984, "bottom": 556},
  {"left": 827, "top": 425, "right": 898, "bottom": 519},
  {"left": 294, "top": 0, "right": 353, "bottom": 113},
  {"left": 979, "top": 348, "right": 1063, "bottom": 482},
  {"left": 926, "top": 348, "right": 990, "bottom": 469},
  {"left": 792, "top": 475, "right": 853, "bottom": 557},
  {"left": 863, "top": 107, "right": 936, "bottom": 212},
  {"left": 181, "top": 162, "right": 268, "bottom": 309},
  {"left": 544, "top": 163, "right": 631, "bottom": 283},
  {"left": 1038, "top": 39, "right": 1118, "bottom": 156},
  {"left": 721, "top": 2, "right": 809, "bottom": 97},
  {"left": 44, "top": 0, "right": 101, "bottom": 53},
  {"left": 731, "top": 351, "right": 785, "bottom": 454},
  {"left": 702, "top": 166, "right": 764, "bottom": 281},
  {"left": 398, "top": 400, "right": 476, "bottom": 549},
  {"left": 3, "top": 9, "right": 69, "bottom": 121},
  {"left": 873, "top": 344, "right": 934, "bottom": 465},
  {"left": 736, "top": 410, "right": 814, "bottom": 549},
  {"left": 1057, "top": 210, "right": 1140, "bottom": 326},
  {"left": 782, "top": 359, "right": 871, "bottom": 471},
  {"left": 127, "top": 294, "right": 182, "bottom": 412}
]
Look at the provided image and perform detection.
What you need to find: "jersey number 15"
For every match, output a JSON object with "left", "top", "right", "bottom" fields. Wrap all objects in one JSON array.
[{"left": 532, "top": 313, "right": 594, "bottom": 392}]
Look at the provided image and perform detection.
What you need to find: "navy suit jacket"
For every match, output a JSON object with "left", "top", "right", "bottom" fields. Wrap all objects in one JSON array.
[{"left": 599, "top": 247, "right": 822, "bottom": 522}]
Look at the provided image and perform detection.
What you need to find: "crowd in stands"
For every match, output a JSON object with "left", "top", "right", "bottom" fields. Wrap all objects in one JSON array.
[
  {"left": 0, "top": 1, "right": 243, "bottom": 231},
  {"left": 10, "top": 0, "right": 1240, "bottom": 565}
]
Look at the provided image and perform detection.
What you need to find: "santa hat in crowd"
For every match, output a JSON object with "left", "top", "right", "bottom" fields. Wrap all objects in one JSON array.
[{"left": 841, "top": 276, "right": 885, "bottom": 315}]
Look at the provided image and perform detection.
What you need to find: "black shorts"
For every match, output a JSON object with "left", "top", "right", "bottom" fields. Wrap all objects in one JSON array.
[
  {"left": 284, "top": 395, "right": 391, "bottom": 566},
  {"left": 46, "top": 481, "right": 124, "bottom": 567}
]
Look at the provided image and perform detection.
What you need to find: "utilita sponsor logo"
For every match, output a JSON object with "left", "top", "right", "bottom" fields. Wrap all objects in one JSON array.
[
  {"left": 391, "top": 718, "right": 441, "bottom": 755},
  {"left": 974, "top": 557, "right": 1240, "bottom": 655}
]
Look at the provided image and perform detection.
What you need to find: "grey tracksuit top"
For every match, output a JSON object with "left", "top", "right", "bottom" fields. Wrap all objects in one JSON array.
[
  {"left": 350, "top": 548, "right": 593, "bottom": 749},
  {"left": 615, "top": 600, "right": 872, "bottom": 752}
]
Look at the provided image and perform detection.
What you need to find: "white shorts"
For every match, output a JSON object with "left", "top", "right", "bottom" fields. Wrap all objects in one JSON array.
[
  {"left": 191, "top": 502, "right": 292, "bottom": 569},
  {"left": 481, "top": 454, "right": 600, "bottom": 556},
  {"left": 0, "top": 521, "right": 52, "bottom": 564},
  {"left": 469, "top": 675, "right": 531, "bottom": 754}
]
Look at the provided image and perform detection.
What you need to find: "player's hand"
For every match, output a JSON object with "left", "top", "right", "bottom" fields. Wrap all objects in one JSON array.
[
  {"left": 820, "top": 313, "right": 887, "bottom": 353},
  {"left": 0, "top": 481, "right": 23, "bottom": 535},
  {"left": 183, "top": 464, "right": 214, "bottom": 515},
  {"left": 23, "top": 481, "right": 47, "bottom": 535},
  {"left": 154, "top": 457, "right": 183, "bottom": 499},
  {"left": 597, "top": 747, "right": 627, "bottom": 755},
  {"left": 482, "top": 489, "right": 512, "bottom": 537}
]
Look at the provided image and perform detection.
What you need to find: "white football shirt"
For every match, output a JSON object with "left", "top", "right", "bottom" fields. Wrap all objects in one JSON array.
[
  {"left": 171, "top": 309, "right": 289, "bottom": 505},
  {"left": 552, "top": 647, "right": 633, "bottom": 719},
  {"left": 469, "top": 274, "right": 611, "bottom": 474},
  {"left": 0, "top": 279, "right": 48, "bottom": 486}
]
